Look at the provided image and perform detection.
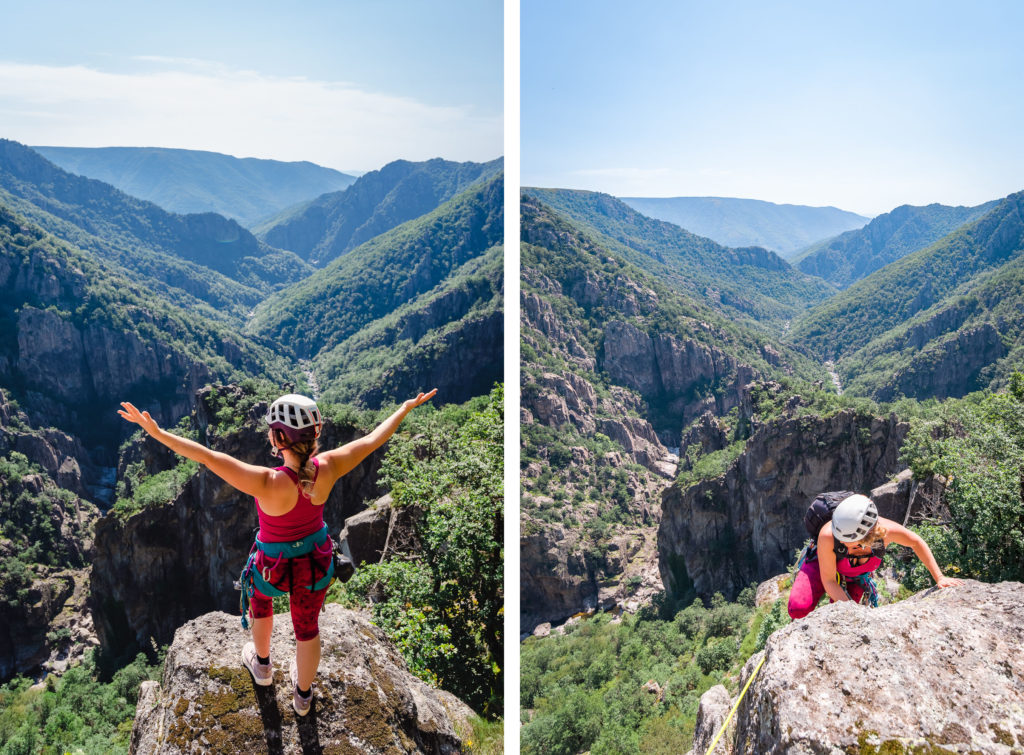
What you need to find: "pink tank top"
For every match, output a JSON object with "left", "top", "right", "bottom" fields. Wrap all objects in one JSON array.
[
  {"left": 256, "top": 458, "right": 323, "bottom": 542},
  {"left": 836, "top": 554, "right": 882, "bottom": 578}
]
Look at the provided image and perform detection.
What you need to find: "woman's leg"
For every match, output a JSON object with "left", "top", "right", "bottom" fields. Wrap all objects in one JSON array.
[
  {"left": 788, "top": 559, "right": 826, "bottom": 619},
  {"left": 249, "top": 591, "right": 275, "bottom": 657},
  {"left": 251, "top": 616, "right": 274, "bottom": 658},
  {"left": 289, "top": 580, "right": 329, "bottom": 690}
]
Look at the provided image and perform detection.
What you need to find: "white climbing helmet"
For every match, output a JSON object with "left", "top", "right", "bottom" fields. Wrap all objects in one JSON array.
[
  {"left": 832, "top": 494, "right": 878, "bottom": 542},
  {"left": 265, "top": 394, "right": 322, "bottom": 442}
]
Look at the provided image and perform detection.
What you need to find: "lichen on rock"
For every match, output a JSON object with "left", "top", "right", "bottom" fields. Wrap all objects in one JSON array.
[{"left": 129, "top": 604, "right": 475, "bottom": 754}]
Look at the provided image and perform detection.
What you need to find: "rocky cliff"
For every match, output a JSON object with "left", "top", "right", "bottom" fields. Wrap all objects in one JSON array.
[
  {"left": 129, "top": 604, "right": 475, "bottom": 754},
  {"left": 0, "top": 392, "right": 100, "bottom": 681},
  {"left": 874, "top": 322, "right": 1008, "bottom": 401},
  {"left": 691, "top": 580, "right": 1024, "bottom": 754},
  {"left": 659, "top": 406, "right": 908, "bottom": 601},
  {"left": 90, "top": 385, "right": 386, "bottom": 652},
  {"left": 518, "top": 196, "right": 830, "bottom": 631},
  {"left": 0, "top": 205, "right": 283, "bottom": 454}
]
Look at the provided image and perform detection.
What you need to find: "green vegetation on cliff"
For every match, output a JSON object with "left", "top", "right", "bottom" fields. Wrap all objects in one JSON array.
[
  {"left": 314, "top": 244, "right": 503, "bottom": 408},
  {"left": 897, "top": 375, "right": 1024, "bottom": 587},
  {"left": 332, "top": 386, "right": 504, "bottom": 717},
  {"left": 0, "top": 205, "right": 292, "bottom": 443}
]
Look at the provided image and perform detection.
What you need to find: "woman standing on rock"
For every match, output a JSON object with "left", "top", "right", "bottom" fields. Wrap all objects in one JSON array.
[
  {"left": 118, "top": 389, "right": 436, "bottom": 716},
  {"left": 788, "top": 493, "right": 961, "bottom": 619}
]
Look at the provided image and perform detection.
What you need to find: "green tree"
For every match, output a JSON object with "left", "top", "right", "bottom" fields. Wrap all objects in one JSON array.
[{"left": 339, "top": 386, "right": 504, "bottom": 715}]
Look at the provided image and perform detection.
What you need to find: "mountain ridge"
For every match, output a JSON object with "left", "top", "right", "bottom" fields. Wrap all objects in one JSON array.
[
  {"left": 258, "top": 156, "right": 503, "bottom": 266},
  {"left": 32, "top": 145, "right": 357, "bottom": 228},
  {"left": 620, "top": 195, "right": 869, "bottom": 256},
  {"left": 794, "top": 200, "right": 998, "bottom": 288},
  {"left": 525, "top": 187, "right": 836, "bottom": 329}
]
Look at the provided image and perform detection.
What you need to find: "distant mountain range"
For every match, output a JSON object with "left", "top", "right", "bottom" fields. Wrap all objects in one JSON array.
[
  {"left": 256, "top": 157, "right": 503, "bottom": 266},
  {"left": 525, "top": 188, "right": 836, "bottom": 330},
  {"left": 619, "top": 195, "right": 869, "bottom": 256},
  {"left": 794, "top": 201, "right": 998, "bottom": 288},
  {"left": 32, "top": 146, "right": 356, "bottom": 228},
  {"left": 0, "top": 139, "right": 308, "bottom": 320}
]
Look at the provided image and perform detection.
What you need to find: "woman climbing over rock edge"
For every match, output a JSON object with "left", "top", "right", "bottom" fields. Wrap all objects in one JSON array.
[
  {"left": 788, "top": 493, "right": 962, "bottom": 620},
  {"left": 118, "top": 388, "right": 436, "bottom": 716}
]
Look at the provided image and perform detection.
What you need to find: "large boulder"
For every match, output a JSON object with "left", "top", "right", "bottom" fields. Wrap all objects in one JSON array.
[
  {"left": 692, "top": 580, "right": 1024, "bottom": 753},
  {"left": 130, "top": 604, "right": 475, "bottom": 754}
]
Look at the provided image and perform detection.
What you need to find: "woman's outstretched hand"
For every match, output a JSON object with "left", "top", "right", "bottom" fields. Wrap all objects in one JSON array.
[
  {"left": 117, "top": 402, "right": 161, "bottom": 437},
  {"left": 403, "top": 389, "right": 438, "bottom": 412},
  {"left": 935, "top": 575, "right": 962, "bottom": 589}
]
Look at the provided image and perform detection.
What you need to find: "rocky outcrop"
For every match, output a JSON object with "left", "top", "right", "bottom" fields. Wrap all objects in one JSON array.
[
  {"left": 876, "top": 322, "right": 1008, "bottom": 401},
  {"left": 692, "top": 580, "right": 1024, "bottom": 754},
  {"left": 601, "top": 320, "right": 753, "bottom": 427},
  {"left": 90, "top": 387, "right": 386, "bottom": 652},
  {"left": 0, "top": 566, "right": 98, "bottom": 681},
  {"left": 337, "top": 495, "right": 423, "bottom": 567},
  {"left": 129, "top": 604, "right": 475, "bottom": 754},
  {"left": 658, "top": 409, "right": 908, "bottom": 601}
]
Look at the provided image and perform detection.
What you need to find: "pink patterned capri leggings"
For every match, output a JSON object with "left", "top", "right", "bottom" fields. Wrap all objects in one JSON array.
[
  {"left": 248, "top": 550, "right": 331, "bottom": 641},
  {"left": 788, "top": 557, "right": 866, "bottom": 620}
]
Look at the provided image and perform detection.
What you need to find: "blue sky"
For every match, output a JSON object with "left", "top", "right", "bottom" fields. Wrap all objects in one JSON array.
[
  {"left": 0, "top": 0, "right": 502, "bottom": 172},
  {"left": 522, "top": 1, "right": 1024, "bottom": 216}
]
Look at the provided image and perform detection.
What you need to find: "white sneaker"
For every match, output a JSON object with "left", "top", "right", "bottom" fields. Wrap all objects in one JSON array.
[
  {"left": 241, "top": 642, "right": 273, "bottom": 687},
  {"left": 290, "top": 660, "right": 312, "bottom": 717}
]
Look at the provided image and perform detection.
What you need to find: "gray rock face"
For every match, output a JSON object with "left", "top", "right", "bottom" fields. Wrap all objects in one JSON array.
[
  {"left": 876, "top": 322, "right": 1008, "bottom": 402},
  {"left": 129, "top": 604, "right": 475, "bottom": 754},
  {"left": 658, "top": 409, "right": 908, "bottom": 600},
  {"left": 694, "top": 580, "right": 1024, "bottom": 754},
  {"left": 686, "top": 684, "right": 732, "bottom": 755},
  {"left": 601, "top": 320, "right": 749, "bottom": 427},
  {"left": 337, "top": 494, "right": 422, "bottom": 567}
]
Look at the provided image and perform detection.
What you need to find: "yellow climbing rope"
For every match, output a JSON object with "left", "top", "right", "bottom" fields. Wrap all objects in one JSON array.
[{"left": 704, "top": 652, "right": 767, "bottom": 755}]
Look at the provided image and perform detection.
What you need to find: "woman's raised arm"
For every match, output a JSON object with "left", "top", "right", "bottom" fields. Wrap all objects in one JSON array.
[
  {"left": 117, "top": 402, "right": 276, "bottom": 500},
  {"left": 317, "top": 390, "right": 437, "bottom": 487},
  {"left": 883, "top": 520, "right": 962, "bottom": 589}
]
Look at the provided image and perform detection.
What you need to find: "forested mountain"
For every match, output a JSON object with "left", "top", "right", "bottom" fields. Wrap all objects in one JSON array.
[
  {"left": 314, "top": 245, "right": 503, "bottom": 408},
  {"left": 525, "top": 188, "right": 836, "bottom": 329},
  {"left": 520, "top": 193, "right": 826, "bottom": 628},
  {"left": 521, "top": 185, "right": 1024, "bottom": 755},
  {"left": 619, "top": 195, "right": 869, "bottom": 256},
  {"left": 0, "top": 139, "right": 311, "bottom": 319},
  {"left": 793, "top": 200, "right": 998, "bottom": 288},
  {"left": 249, "top": 173, "right": 504, "bottom": 363},
  {"left": 0, "top": 204, "right": 289, "bottom": 446},
  {"left": 256, "top": 156, "right": 503, "bottom": 265},
  {"left": 788, "top": 190, "right": 1024, "bottom": 363},
  {"left": 32, "top": 146, "right": 356, "bottom": 227}
]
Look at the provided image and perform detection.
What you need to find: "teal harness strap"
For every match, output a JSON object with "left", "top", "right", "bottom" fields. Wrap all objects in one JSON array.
[{"left": 239, "top": 525, "right": 335, "bottom": 629}]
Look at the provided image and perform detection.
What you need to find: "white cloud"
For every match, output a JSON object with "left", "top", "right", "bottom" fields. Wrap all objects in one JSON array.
[{"left": 0, "top": 61, "right": 502, "bottom": 171}]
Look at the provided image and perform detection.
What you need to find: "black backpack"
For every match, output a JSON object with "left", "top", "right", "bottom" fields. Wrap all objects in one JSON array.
[
  {"left": 803, "top": 490, "right": 886, "bottom": 562},
  {"left": 804, "top": 490, "right": 858, "bottom": 540}
]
